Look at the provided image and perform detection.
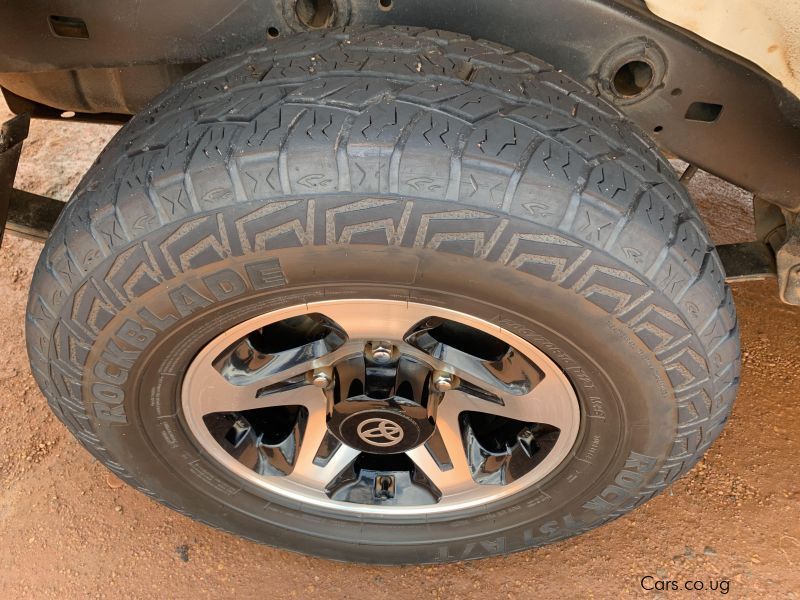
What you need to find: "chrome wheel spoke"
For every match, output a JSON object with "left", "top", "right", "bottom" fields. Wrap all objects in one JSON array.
[
  {"left": 406, "top": 445, "right": 474, "bottom": 496},
  {"left": 442, "top": 379, "right": 573, "bottom": 431},
  {"left": 314, "top": 300, "right": 428, "bottom": 341},
  {"left": 189, "top": 364, "right": 321, "bottom": 416},
  {"left": 288, "top": 405, "right": 360, "bottom": 488},
  {"left": 188, "top": 343, "right": 364, "bottom": 416},
  {"left": 440, "top": 346, "right": 542, "bottom": 399},
  {"left": 407, "top": 403, "right": 475, "bottom": 495},
  {"left": 220, "top": 341, "right": 362, "bottom": 393},
  {"left": 511, "top": 372, "right": 576, "bottom": 430}
]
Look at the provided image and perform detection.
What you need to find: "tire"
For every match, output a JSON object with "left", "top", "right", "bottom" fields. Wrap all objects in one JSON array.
[{"left": 26, "top": 25, "right": 739, "bottom": 564}]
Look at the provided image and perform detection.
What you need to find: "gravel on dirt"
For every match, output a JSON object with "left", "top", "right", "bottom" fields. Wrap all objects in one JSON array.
[{"left": 0, "top": 99, "right": 798, "bottom": 599}]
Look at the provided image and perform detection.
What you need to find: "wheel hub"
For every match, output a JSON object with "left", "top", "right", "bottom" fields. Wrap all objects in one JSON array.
[
  {"left": 329, "top": 399, "right": 434, "bottom": 454},
  {"left": 326, "top": 341, "right": 438, "bottom": 454}
]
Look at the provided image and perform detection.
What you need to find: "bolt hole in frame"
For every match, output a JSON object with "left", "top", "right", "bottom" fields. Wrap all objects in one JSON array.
[
  {"left": 612, "top": 59, "right": 655, "bottom": 97},
  {"left": 295, "top": 0, "right": 335, "bottom": 28}
]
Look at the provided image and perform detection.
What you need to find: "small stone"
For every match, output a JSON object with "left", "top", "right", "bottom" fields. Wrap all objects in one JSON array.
[
  {"left": 114, "top": 505, "right": 123, "bottom": 512},
  {"left": 704, "top": 546, "right": 716, "bottom": 556},
  {"left": 105, "top": 473, "right": 124, "bottom": 489},
  {"left": 176, "top": 545, "right": 190, "bottom": 563}
]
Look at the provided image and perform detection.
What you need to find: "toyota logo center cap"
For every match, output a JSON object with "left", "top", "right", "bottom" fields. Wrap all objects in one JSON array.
[{"left": 338, "top": 410, "right": 421, "bottom": 454}]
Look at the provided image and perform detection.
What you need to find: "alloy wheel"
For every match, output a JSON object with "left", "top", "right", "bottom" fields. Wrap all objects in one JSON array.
[{"left": 182, "top": 300, "right": 581, "bottom": 516}]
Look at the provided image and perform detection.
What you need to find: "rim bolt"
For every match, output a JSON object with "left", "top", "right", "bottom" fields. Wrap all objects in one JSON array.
[
  {"left": 370, "top": 342, "right": 393, "bottom": 364},
  {"left": 433, "top": 372, "right": 454, "bottom": 392},
  {"left": 311, "top": 371, "right": 331, "bottom": 388}
]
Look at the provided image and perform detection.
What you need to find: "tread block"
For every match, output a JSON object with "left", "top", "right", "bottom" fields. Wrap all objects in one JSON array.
[
  {"left": 400, "top": 112, "right": 465, "bottom": 199},
  {"left": 397, "top": 80, "right": 472, "bottom": 105},
  {"left": 570, "top": 202, "right": 624, "bottom": 247},
  {"left": 468, "top": 67, "right": 531, "bottom": 98},
  {"left": 234, "top": 199, "right": 312, "bottom": 252},
  {"left": 285, "top": 107, "right": 350, "bottom": 194},
  {"left": 324, "top": 197, "right": 412, "bottom": 245},
  {"left": 528, "top": 138, "right": 586, "bottom": 186},
  {"left": 155, "top": 214, "right": 233, "bottom": 276},
  {"left": 462, "top": 117, "right": 538, "bottom": 166},
  {"left": 294, "top": 77, "right": 397, "bottom": 109},
  {"left": 412, "top": 209, "right": 507, "bottom": 258},
  {"left": 608, "top": 185, "right": 679, "bottom": 270},
  {"left": 586, "top": 162, "right": 638, "bottom": 210},
  {"left": 458, "top": 167, "right": 509, "bottom": 209},
  {"left": 235, "top": 104, "right": 307, "bottom": 157},
  {"left": 104, "top": 243, "right": 166, "bottom": 302},
  {"left": 511, "top": 175, "right": 571, "bottom": 229},
  {"left": 198, "top": 87, "right": 286, "bottom": 123},
  {"left": 346, "top": 30, "right": 434, "bottom": 53},
  {"left": 436, "top": 89, "right": 506, "bottom": 121},
  {"left": 500, "top": 232, "right": 591, "bottom": 284}
]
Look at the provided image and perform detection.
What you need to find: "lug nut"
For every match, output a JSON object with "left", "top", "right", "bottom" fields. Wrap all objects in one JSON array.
[
  {"left": 370, "top": 342, "right": 393, "bottom": 364},
  {"left": 433, "top": 372, "right": 454, "bottom": 392},
  {"left": 311, "top": 371, "right": 331, "bottom": 388}
]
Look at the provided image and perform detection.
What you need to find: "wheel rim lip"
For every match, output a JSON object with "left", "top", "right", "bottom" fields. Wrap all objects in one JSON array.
[{"left": 181, "top": 299, "right": 581, "bottom": 517}]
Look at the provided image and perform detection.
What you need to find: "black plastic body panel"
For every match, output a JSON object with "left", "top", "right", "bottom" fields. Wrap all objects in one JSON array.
[{"left": 0, "top": 0, "right": 799, "bottom": 209}]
